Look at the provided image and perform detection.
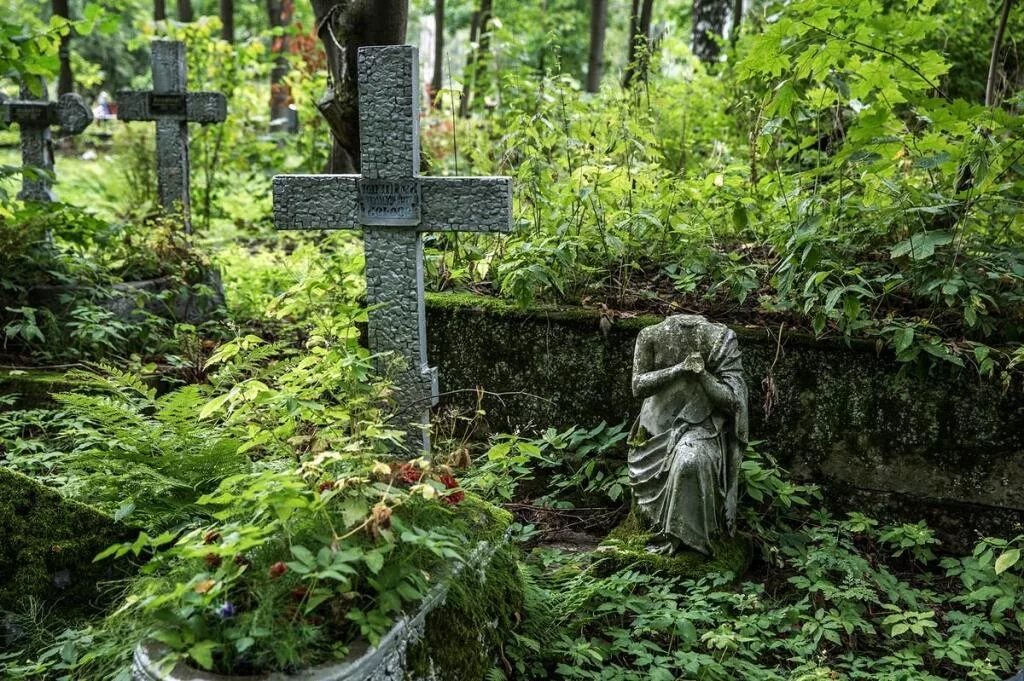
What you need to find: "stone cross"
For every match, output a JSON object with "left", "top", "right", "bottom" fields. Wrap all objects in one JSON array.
[
  {"left": 0, "top": 87, "right": 92, "bottom": 202},
  {"left": 117, "top": 40, "right": 227, "bottom": 232},
  {"left": 273, "top": 45, "right": 513, "bottom": 453}
]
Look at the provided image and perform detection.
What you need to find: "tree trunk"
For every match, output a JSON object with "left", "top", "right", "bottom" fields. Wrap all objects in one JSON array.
[
  {"left": 692, "top": 0, "right": 729, "bottom": 64},
  {"left": 623, "top": 0, "right": 653, "bottom": 87},
  {"left": 730, "top": 0, "right": 743, "bottom": 47},
  {"left": 312, "top": 0, "right": 409, "bottom": 173},
  {"left": 586, "top": 0, "right": 608, "bottom": 92},
  {"left": 985, "top": 0, "right": 1015, "bottom": 106},
  {"left": 220, "top": 0, "right": 235, "bottom": 42},
  {"left": 177, "top": 0, "right": 194, "bottom": 22},
  {"left": 53, "top": 0, "right": 73, "bottom": 95},
  {"left": 154, "top": 0, "right": 166, "bottom": 21},
  {"left": 268, "top": 0, "right": 295, "bottom": 132},
  {"left": 429, "top": 0, "right": 444, "bottom": 107},
  {"left": 459, "top": 0, "right": 492, "bottom": 117}
]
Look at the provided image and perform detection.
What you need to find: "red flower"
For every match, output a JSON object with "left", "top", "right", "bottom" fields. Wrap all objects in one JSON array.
[
  {"left": 268, "top": 561, "right": 289, "bottom": 579},
  {"left": 319, "top": 480, "right": 335, "bottom": 493},
  {"left": 438, "top": 474, "right": 465, "bottom": 505},
  {"left": 204, "top": 553, "right": 222, "bottom": 568},
  {"left": 291, "top": 586, "right": 310, "bottom": 601},
  {"left": 203, "top": 531, "right": 221, "bottom": 545},
  {"left": 394, "top": 462, "right": 423, "bottom": 486}
]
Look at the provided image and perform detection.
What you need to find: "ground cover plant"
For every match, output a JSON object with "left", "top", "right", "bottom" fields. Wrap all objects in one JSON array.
[{"left": 462, "top": 443, "right": 1024, "bottom": 681}]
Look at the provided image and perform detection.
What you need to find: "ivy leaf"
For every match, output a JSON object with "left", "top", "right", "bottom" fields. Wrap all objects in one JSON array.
[
  {"left": 894, "top": 327, "right": 915, "bottom": 354},
  {"left": 890, "top": 231, "right": 953, "bottom": 260},
  {"left": 188, "top": 641, "right": 218, "bottom": 670},
  {"left": 994, "top": 548, "right": 1020, "bottom": 575}
]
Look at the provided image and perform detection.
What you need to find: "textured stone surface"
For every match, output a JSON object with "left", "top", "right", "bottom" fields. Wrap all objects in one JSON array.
[
  {"left": 1, "top": 91, "right": 93, "bottom": 202},
  {"left": 116, "top": 91, "right": 226, "bottom": 124},
  {"left": 425, "top": 294, "right": 1024, "bottom": 550},
  {"left": 55, "top": 93, "right": 93, "bottom": 134},
  {"left": 273, "top": 46, "right": 512, "bottom": 453},
  {"left": 116, "top": 40, "right": 227, "bottom": 230}
]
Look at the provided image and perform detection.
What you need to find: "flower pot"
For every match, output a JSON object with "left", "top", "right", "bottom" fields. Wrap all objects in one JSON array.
[{"left": 132, "top": 534, "right": 509, "bottom": 681}]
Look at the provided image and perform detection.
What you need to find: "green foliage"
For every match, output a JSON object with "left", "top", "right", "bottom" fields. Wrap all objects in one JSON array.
[
  {"left": 494, "top": 449, "right": 1024, "bottom": 681},
  {"left": 466, "top": 421, "right": 630, "bottom": 505},
  {"left": 429, "top": 0, "right": 1024, "bottom": 378},
  {"left": 0, "top": 205, "right": 219, "bottom": 362}
]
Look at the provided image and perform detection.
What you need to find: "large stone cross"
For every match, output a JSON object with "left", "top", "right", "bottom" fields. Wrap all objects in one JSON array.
[
  {"left": 0, "top": 87, "right": 92, "bottom": 202},
  {"left": 117, "top": 40, "right": 227, "bottom": 232},
  {"left": 273, "top": 45, "right": 513, "bottom": 453}
]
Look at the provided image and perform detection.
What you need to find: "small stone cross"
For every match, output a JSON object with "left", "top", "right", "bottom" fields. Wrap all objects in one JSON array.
[
  {"left": 273, "top": 45, "right": 513, "bottom": 453},
  {"left": 117, "top": 41, "right": 227, "bottom": 232},
  {"left": 0, "top": 86, "right": 92, "bottom": 202}
]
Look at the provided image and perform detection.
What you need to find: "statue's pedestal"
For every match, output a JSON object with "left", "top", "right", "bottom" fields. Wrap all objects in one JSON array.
[{"left": 595, "top": 509, "right": 751, "bottom": 580}]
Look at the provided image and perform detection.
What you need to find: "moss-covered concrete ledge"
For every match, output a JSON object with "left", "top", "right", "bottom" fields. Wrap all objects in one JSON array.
[
  {"left": 424, "top": 293, "right": 1024, "bottom": 549},
  {"left": 0, "top": 467, "right": 134, "bottom": 615}
]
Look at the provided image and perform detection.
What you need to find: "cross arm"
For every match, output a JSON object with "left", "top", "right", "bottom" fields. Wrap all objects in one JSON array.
[
  {"left": 419, "top": 176, "right": 513, "bottom": 233},
  {"left": 273, "top": 174, "right": 360, "bottom": 230},
  {"left": 116, "top": 91, "right": 227, "bottom": 123}
]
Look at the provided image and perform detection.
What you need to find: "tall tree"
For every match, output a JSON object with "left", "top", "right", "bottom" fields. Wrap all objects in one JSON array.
[
  {"left": 220, "top": 0, "right": 235, "bottom": 42},
  {"left": 986, "top": 0, "right": 1016, "bottom": 106},
  {"left": 459, "top": 0, "right": 493, "bottom": 117},
  {"left": 623, "top": 0, "right": 654, "bottom": 88},
  {"left": 587, "top": 0, "right": 608, "bottom": 92},
  {"left": 692, "top": 0, "right": 729, "bottom": 63},
  {"left": 53, "top": 0, "right": 73, "bottom": 95},
  {"left": 154, "top": 0, "right": 166, "bottom": 21},
  {"left": 429, "top": 0, "right": 444, "bottom": 107},
  {"left": 312, "top": 0, "right": 408, "bottom": 172},
  {"left": 177, "top": 0, "right": 194, "bottom": 22},
  {"left": 268, "top": 0, "right": 294, "bottom": 132}
]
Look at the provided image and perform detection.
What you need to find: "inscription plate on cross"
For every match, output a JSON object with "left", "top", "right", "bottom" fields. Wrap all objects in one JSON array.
[
  {"left": 117, "top": 41, "right": 227, "bottom": 232},
  {"left": 273, "top": 45, "right": 513, "bottom": 453}
]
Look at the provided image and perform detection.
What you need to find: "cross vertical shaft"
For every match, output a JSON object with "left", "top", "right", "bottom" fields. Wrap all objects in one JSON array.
[
  {"left": 152, "top": 41, "right": 191, "bottom": 230},
  {"left": 18, "top": 121, "right": 54, "bottom": 203},
  {"left": 358, "top": 47, "right": 436, "bottom": 452}
]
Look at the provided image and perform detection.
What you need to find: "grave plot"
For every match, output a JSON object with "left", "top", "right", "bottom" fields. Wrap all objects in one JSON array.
[{"left": 2, "top": 3, "right": 1024, "bottom": 681}]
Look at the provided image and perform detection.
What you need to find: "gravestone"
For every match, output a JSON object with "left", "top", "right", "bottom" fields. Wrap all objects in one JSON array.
[
  {"left": 0, "top": 86, "right": 93, "bottom": 201},
  {"left": 273, "top": 45, "right": 512, "bottom": 453},
  {"left": 117, "top": 40, "right": 227, "bottom": 232}
]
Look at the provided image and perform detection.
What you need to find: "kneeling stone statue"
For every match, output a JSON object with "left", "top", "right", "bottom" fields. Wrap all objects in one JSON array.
[{"left": 628, "top": 315, "right": 748, "bottom": 555}]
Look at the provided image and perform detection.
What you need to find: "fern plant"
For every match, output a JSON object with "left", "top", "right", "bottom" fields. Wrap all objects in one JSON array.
[{"left": 52, "top": 366, "right": 248, "bottom": 530}]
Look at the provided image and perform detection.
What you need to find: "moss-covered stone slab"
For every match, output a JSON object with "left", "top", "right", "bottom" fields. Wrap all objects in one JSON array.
[
  {"left": 425, "top": 292, "right": 1024, "bottom": 550},
  {"left": 0, "top": 369, "right": 82, "bottom": 410},
  {"left": 596, "top": 509, "right": 751, "bottom": 580},
  {"left": 0, "top": 466, "right": 134, "bottom": 615}
]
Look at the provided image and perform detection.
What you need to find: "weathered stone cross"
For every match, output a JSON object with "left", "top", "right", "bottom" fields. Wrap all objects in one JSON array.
[
  {"left": 117, "top": 40, "right": 227, "bottom": 232},
  {"left": 0, "top": 87, "right": 92, "bottom": 202},
  {"left": 273, "top": 45, "right": 513, "bottom": 453}
]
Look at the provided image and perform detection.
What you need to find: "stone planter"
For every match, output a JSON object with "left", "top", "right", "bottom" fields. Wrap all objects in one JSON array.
[
  {"left": 132, "top": 533, "right": 510, "bottom": 681},
  {"left": 26, "top": 268, "right": 225, "bottom": 326}
]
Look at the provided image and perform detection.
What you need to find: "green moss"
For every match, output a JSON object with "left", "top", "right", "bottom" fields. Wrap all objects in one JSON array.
[
  {"left": 0, "top": 467, "right": 134, "bottom": 615},
  {"left": 408, "top": 545, "right": 525, "bottom": 681},
  {"left": 0, "top": 369, "right": 81, "bottom": 410},
  {"left": 404, "top": 493, "right": 523, "bottom": 680},
  {"left": 597, "top": 509, "right": 751, "bottom": 580}
]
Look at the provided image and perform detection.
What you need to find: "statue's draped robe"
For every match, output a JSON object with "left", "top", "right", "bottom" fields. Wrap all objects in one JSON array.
[{"left": 628, "top": 322, "right": 748, "bottom": 554}]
